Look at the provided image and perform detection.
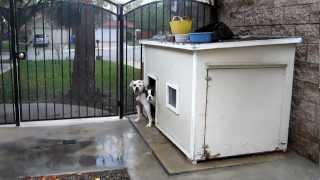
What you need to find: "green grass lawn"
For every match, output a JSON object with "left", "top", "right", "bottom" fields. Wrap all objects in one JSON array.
[{"left": 0, "top": 60, "right": 140, "bottom": 103}]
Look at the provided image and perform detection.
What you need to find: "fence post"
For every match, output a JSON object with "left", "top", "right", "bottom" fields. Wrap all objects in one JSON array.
[
  {"left": 9, "top": 0, "right": 20, "bottom": 126},
  {"left": 118, "top": 4, "right": 124, "bottom": 119},
  {"left": 212, "top": 0, "right": 219, "bottom": 23}
]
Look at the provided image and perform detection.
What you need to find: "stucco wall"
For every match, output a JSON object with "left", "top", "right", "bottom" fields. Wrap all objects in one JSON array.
[{"left": 218, "top": 0, "right": 319, "bottom": 163}]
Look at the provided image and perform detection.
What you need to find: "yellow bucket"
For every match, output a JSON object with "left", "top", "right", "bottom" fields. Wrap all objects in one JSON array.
[{"left": 169, "top": 16, "right": 192, "bottom": 35}]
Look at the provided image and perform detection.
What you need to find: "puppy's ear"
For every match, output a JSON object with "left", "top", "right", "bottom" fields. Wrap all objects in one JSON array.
[{"left": 129, "top": 81, "right": 134, "bottom": 88}]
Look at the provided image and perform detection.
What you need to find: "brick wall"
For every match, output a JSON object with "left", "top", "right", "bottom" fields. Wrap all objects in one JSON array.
[{"left": 218, "top": 0, "right": 320, "bottom": 163}]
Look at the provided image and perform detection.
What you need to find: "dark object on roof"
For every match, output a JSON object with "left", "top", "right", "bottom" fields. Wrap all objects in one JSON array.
[
  {"left": 62, "top": 139, "right": 77, "bottom": 145},
  {"left": 195, "top": 22, "right": 234, "bottom": 41}
]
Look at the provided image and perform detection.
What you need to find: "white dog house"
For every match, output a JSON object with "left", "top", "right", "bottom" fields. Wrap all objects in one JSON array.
[{"left": 140, "top": 37, "right": 302, "bottom": 163}]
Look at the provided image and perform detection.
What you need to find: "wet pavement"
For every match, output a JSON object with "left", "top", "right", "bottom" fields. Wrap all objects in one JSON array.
[{"left": 0, "top": 119, "right": 319, "bottom": 180}]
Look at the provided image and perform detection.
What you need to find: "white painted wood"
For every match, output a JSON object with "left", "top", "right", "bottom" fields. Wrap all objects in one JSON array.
[
  {"left": 193, "top": 45, "right": 297, "bottom": 161},
  {"left": 205, "top": 67, "right": 286, "bottom": 157},
  {"left": 156, "top": 124, "right": 193, "bottom": 160},
  {"left": 141, "top": 39, "right": 300, "bottom": 162},
  {"left": 140, "top": 38, "right": 302, "bottom": 51},
  {"left": 278, "top": 47, "right": 296, "bottom": 151},
  {"left": 144, "top": 46, "right": 194, "bottom": 156},
  {"left": 190, "top": 52, "right": 198, "bottom": 161}
]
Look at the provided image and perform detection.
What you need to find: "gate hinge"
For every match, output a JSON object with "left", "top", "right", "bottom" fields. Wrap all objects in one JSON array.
[
  {"left": 201, "top": 144, "right": 221, "bottom": 160},
  {"left": 202, "top": 144, "right": 211, "bottom": 160}
]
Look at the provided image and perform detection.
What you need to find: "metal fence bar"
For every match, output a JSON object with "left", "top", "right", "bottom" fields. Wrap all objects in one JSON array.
[
  {"left": 118, "top": 4, "right": 124, "bottom": 118},
  {"left": 16, "top": 7, "right": 23, "bottom": 122},
  {"left": 84, "top": 5, "right": 89, "bottom": 117},
  {"left": 9, "top": 29, "right": 16, "bottom": 123},
  {"left": 139, "top": 5, "right": 143, "bottom": 80},
  {"left": 132, "top": 10, "right": 136, "bottom": 112},
  {"left": 50, "top": 4, "right": 56, "bottom": 120},
  {"left": 24, "top": 11, "right": 31, "bottom": 121},
  {"left": 183, "top": 0, "right": 186, "bottom": 16},
  {"left": 61, "top": 4, "right": 65, "bottom": 118},
  {"left": 0, "top": 23, "right": 7, "bottom": 124},
  {"left": 125, "top": 15, "right": 128, "bottom": 113},
  {"left": 8, "top": 40, "right": 15, "bottom": 123},
  {"left": 0, "top": 0, "right": 217, "bottom": 125},
  {"left": 190, "top": 1, "right": 193, "bottom": 29},
  {"left": 169, "top": 0, "right": 172, "bottom": 20},
  {"left": 108, "top": 13, "right": 112, "bottom": 115},
  {"left": 93, "top": 6, "right": 97, "bottom": 117},
  {"left": 155, "top": 3, "right": 158, "bottom": 34},
  {"left": 77, "top": 0, "right": 81, "bottom": 118},
  {"left": 147, "top": 5, "right": 150, "bottom": 37},
  {"left": 14, "top": 0, "right": 20, "bottom": 124},
  {"left": 121, "top": 0, "right": 216, "bottom": 115},
  {"left": 177, "top": 0, "right": 180, "bottom": 16},
  {"left": 162, "top": 1, "right": 165, "bottom": 33},
  {"left": 92, "top": 6, "right": 96, "bottom": 117},
  {"left": 32, "top": 0, "right": 39, "bottom": 121},
  {"left": 100, "top": 9, "right": 104, "bottom": 116},
  {"left": 9, "top": 0, "right": 20, "bottom": 126},
  {"left": 196, "top": 2, "right": 199, "bottom": 29},
  {"left": 116, "top": 6, "right": 119, "bottom": 116},
  {"left": 203, "top": 4, "right": 206, "bottom": 27},
  {"left": 68, "top": 2, "right": 73, "bottom": 118},
  {"left": 42, "top": 6, "right": 48, "bottom": 120}
]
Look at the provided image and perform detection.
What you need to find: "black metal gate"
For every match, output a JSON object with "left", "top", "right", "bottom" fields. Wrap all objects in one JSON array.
[
  {"left": 121, "top": 0, "right": 217, "bottom": 115},
  {"left": 0, "top": 0, "right": 216, "bottom": 126}
]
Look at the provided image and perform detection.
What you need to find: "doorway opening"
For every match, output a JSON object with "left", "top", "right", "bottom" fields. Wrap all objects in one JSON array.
[{"left": 147, "top": 75, "right": 156, "bottom": 121}]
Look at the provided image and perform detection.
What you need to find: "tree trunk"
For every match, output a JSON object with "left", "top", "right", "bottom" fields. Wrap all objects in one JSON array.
[{"left": 71, "top": 4, "right": 96, "bottom": 101}]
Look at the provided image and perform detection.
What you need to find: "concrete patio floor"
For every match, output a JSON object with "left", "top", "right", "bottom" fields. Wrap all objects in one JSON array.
[{"left": 0, "top": 119, "right": 319, "bottom": 180}]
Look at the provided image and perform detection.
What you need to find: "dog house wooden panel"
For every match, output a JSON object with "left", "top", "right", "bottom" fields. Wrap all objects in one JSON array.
[
  {"left": 141, "top": 38, "right": 302, "bottom": 162},
  {"left": 144, "top": 47, "right": 195, "bottom": 157},
  {"left": 192, "top": 45, "right": 297, "bottom": 160},
  {"left": 205, "top": 67, "right": 286, "bottom": 158}
]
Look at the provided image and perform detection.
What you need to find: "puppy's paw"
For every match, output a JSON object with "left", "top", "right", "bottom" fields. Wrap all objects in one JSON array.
[
  {"left": 134, "top": 117, "right": 140, "bottom": 122},
  {"left": 146, "top": 123, "right": 152, "bottom": 128}
]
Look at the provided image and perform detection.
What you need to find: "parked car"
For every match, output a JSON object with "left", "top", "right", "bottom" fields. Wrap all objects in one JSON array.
[
  {"left": 70, "top": 35, "right": 76, "bottom": 44},
  {"left": 33, "top": 34, "right": 49, "bottom": 47}
]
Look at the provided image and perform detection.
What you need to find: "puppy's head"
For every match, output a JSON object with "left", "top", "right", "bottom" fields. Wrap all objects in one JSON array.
[
  {"left": 129, "top": 80, "right": 145, "bottom": 95},
  {"left": 147, "top": 89, "right": 155, "bottom": 103}
]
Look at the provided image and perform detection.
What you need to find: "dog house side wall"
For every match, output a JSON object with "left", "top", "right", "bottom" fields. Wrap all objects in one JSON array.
[
  {"left": 193, "top": 45, "right": 296, "bottom": 159},
  {"left": 144, "top": 46, "right": 195, "bottom": 158}
]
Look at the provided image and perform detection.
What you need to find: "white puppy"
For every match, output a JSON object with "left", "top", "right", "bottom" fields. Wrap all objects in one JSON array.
[
  {"left": 129, "top": 80, "right": 153, "bottom": 127},
  {"left": 147, "top": 89, "right": 156, "bottom": 106}
]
